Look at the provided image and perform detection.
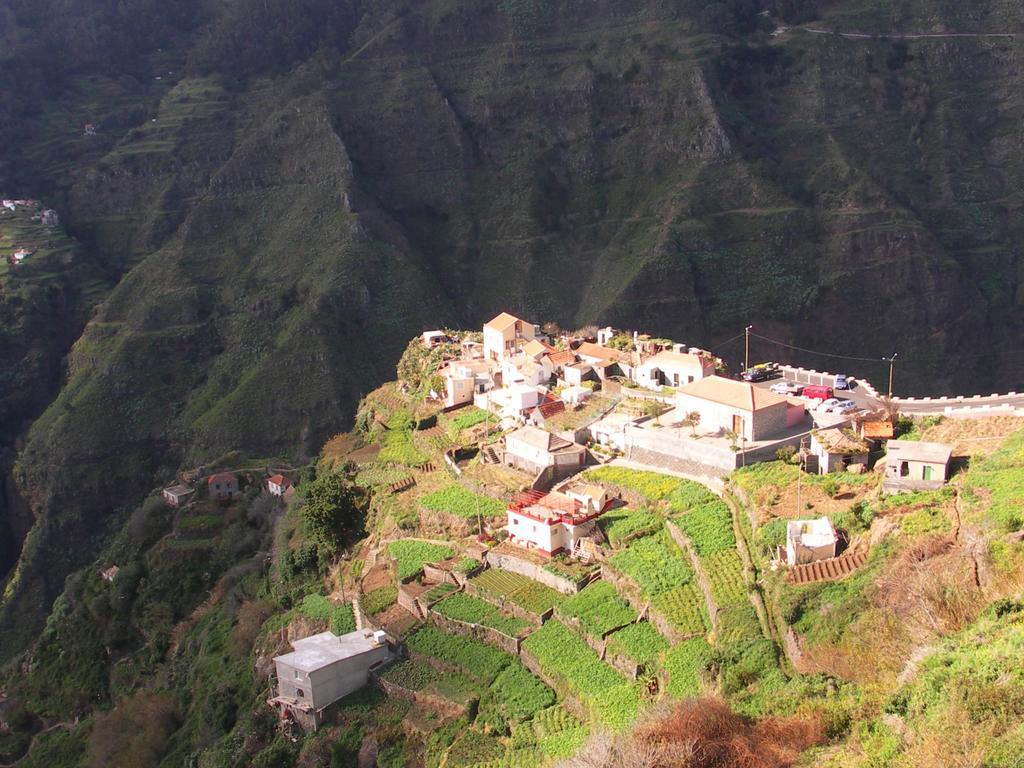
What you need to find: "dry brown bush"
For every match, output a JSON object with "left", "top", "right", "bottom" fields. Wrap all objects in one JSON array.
[
  {"left": 559, "top": 698, "right": 824, "bottom": 768},
  {"left": 229, "top": 599, "right": 274, "bottom": 658},
  {"left": 87, "top": 692, "right": 180, "bottom": 768}
]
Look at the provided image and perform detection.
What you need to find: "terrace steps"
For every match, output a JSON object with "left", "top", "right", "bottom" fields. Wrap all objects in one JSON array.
[{"left": 787, "top": 551, "right": 867, "bottom": 585}]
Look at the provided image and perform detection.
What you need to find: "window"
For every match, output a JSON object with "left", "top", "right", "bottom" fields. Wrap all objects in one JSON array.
[
  {"left": 294, "top": 669, "right": 301, "bottom": 679},
  {"left": 296, "top": 688, "right": 304, "bottom": 698}
]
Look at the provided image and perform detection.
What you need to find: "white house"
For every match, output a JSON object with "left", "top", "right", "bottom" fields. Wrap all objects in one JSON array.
[
  {"left": 162, "top": 484, "right": 194, "bottom": 507},
  {"left": 675, "top": 376, "right": 791, "bottom": 442},
  {"left": 506, "top": 491, "right": 603, "bottom": 556},
  {"left": 587, "top": 412, "right": 637, "bottom": 452},
  {"left": 504, "top": 425, "right": 586, "bottom": 475},
  {"left": 484, "top": 382, "right": 545, "bottom": 419},
  {"left": 273, "top": 630, "right": 391, "bottom": 729},
  {"left": 421, "top": 330, "right": 447, "bottom": 348},
  {"left": 483, "top": 312, "right": 536, "bottom": 362},
  {"left": 883, "top": 440, "right": 953, "bottom": 492},
  {"left": 267, "top": 474, "right": 293, "bottom": 496},
  {"left": 560, "top": 481, "right": 608, "bottom": 515},
  {"left": 785, "top": 517, "right": 838, "bottom": 565},
  {"left": 635, "top": 350, "right": 715, "bottom": 390}
]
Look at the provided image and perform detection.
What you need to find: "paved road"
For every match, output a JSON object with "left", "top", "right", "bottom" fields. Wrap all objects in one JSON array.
[
  {"left": 798, "top": 26, "right": 1018, "bottom": 39},
  {"left": 752, "top": 376, "right": 1024, "bottom": 417}
]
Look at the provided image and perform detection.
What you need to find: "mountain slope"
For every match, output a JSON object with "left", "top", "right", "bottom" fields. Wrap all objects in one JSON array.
[{"left": 1, "top": 0, "right": 1023, "bottom": 658}]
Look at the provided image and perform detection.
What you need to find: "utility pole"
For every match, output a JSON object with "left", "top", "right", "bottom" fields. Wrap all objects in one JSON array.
[
  {"left": 885, "top": 353, "right": 899, "bottom": 399},
  {"left": 744, "top": 325, "right": 753, "bottom": 372}
]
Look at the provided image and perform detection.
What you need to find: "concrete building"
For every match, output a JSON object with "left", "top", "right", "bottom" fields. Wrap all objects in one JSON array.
[
  {"left": 273, "top": 630, "right": 391, "bottom": 730},
  {"left": 884, "top": 440, "right": 953, "bottom": 492},
  {"left": 785, "top": 517, "right": 838, "bottom": 566},
  {"left": 421, "top": 330, "right": 447, "bottom": 348},
  {"left": 207, "top": 471, "right": 239, "bottom": 500},
  {"left": 441, "top": 359, "right": 496, "bottom": 409},
  {"left": 503, "top": 425, "right": 586, "bottom": 475},
  {"left": 575, "top": 342, "right": 635, "bottom": 380},
  {"left": 635, "top": 350, "right": 715, "bottom": 390},
  {"left": 506, "top": 490, "right": 604, "bottom": 556},
  {"left": 162, "top": 484, "right": 194, "bottom": 507},
  {"left": 808, "top": 428, "right": 870, "bottom": 474},
  {"left": 267, "top": 474, "right": 293, "bottom": 496},
  {"left": 483, "top": 312, "right": 536, "bottom": 362},
  {"left": 675, "top": 376, "right": 791, "bottom": 442}
]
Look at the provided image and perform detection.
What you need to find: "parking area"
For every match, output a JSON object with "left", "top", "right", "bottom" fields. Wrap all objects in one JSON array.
[{"left": 750, "top": 373, "right": 883, "bottom": 426}]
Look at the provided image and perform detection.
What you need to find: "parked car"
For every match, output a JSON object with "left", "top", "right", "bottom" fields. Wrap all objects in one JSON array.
[
  {"left": 803, "top": 384, "right": 834, "bottom": 401},
  {"left": 834, "top": 374, "right": 851, "bottom": 390},
  {"left": 742, "top": 368, "right": 772, "bottom": 382},
  {"left": 830, "top": 399, "right": 859, "bottom": 414},
  {"left": 770, "top": 381, "right": 803, "bottom": 395},
  {"left": 815, "top": 398, "right": 842, "bottom": 413}
]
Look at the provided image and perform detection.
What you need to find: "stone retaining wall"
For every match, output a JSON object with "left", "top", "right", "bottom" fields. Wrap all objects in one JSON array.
[
  {"left": 463, "top": 580, "right": 550, "bottom": 626},
  {"left": 372, "top": 672, "right": 468, "bottom": 719},
  {"left": 664, "top": 521, "right": 720, "bottom": 634},
  {"left": 518, "top": 648, "right": 588, "bottom": 721},
  {"left": 427, "top": 611, "right": 522, "bottom": 655},
  {"left": 599, "top": 563, "right": 689, "bottom": 645},
  {"left": 484, "top": 552, "right": 590, "bottom": 595}
]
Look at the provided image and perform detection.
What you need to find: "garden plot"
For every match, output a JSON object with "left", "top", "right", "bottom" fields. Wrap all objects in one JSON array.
[
  {"left": 419, "top": 484, "right": 506, "bottom": 520},
  {"left": 433, "top": 593, "right": 530, "bottom": 637},
  {"left": 521, "top": 620, "right": 643, "bottom": 731},
  {"left": 379, "top": 659, "right": 481, "bottom": 707},
  {"left": 557, "top": 581, "right": 636, "bottom": 639},
  {"left": 604, "top": 622, "right": 668, "bottom": 669},
  {"left": 406, "top": 625, "right": 513, "bottom": 685},
  {"left": 597, "top": 506, "right": 661, "bottom": 548},
  {"left": 470, "top": 569, "right": 565, "bottom": 616},
  {"left": 607, "top": 530, "right": 708, "bottom": 636},
  {"left": 387, "top": 540, "right": 455, "bottom": 581}
]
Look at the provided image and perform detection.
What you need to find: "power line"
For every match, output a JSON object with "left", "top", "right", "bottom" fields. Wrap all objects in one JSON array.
[
  {"left": 707, "top": 331, "right": 745, "bottom": 351},
  {"left": 748, "top": 331, "right": 891, "bottom": 364}
]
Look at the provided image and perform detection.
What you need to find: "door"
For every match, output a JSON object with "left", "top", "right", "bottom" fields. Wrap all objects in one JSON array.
[
  {"left": 732, "top": 415, "right": 743, "bottom": 436},
  {"left": 922, "top": 465, "right": 933, "bottom": 481}
]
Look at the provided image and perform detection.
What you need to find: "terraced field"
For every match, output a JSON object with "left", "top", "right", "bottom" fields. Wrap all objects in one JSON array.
[
  {"left": 470, "top": 569, "right": 565, "bottom": 615},
  {"left": 521, "top": 620, "right": 642, "bottom": 731}
]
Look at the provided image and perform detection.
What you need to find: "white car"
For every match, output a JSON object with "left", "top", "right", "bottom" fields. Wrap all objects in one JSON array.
[
  {"left": 815, "top": 398, "right": 841, "bottom": 413},
  {"left": 770, "top": 381, "right": 802, "bottom": 396},
  {"left": 830, "top": 399, "right": 859, "bottom": 414}
]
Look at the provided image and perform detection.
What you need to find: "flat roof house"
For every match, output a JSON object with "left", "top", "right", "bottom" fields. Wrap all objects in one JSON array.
[
  {"left": 503, "top": 425, "right": 586, "bottom": 476},
  {"left": 675, "top": 376, "right": 791, "bottom": 442},
  {"left": 809, "top": 428, "right": 871, "bottom": 474},
  {"left": 635, "top": 350, "right": 715, "bottom": 390},
  {"left": 162, "top": 484, "right": 194, "bottom": 507},
  {"left": 786, "top": 517, "right": 838, "bottom": 566},
  {"left": 483, "top": 312, "right": 536, "bottom": 362},
  {"left": 273, "top": 630, "right": 391, "bottom": 730},
  {"left": 506, "top": 490, "right": 604, "bottom": 556},
  {"left": 884, "top": 440, "right": 953, "bottom": 493}
]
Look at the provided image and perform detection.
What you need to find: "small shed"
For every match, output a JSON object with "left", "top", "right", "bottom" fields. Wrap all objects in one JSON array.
[
  {"left": 273, "top": 630, "right": 391, "bottom": 730},
  {"left": 162, "top": 484, "right": 195, "bottom": 507},
  {"left": 809, "top": 428, "right": 870, "bottom": 474},
  {"left": 786, "top": 517, "right": 838, "bottom": 566},
  {"left": 207, "top": 471, "right": 239, "bottom": 500},
  {"left": 421, "top": 330, "right": 446, "bottom": 348},
  {"left": 884, "top": 440, "right": 953, "bottom": 492}
]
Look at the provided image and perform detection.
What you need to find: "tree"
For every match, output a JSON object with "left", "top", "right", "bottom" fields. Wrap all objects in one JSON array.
[
  {"left": 302, "top": 473, "right": 363, "bottom": 550},
  {"left": 682, "top": 410, "right": 701, "bottom": 437}
]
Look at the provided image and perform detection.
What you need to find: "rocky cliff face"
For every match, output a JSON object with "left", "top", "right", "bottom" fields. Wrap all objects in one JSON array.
[{"left": 0, "top": 0, "right": 1022, "bottom": 655}]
